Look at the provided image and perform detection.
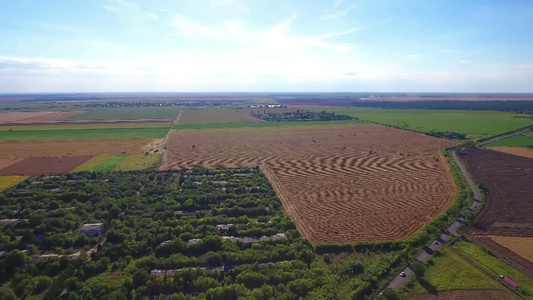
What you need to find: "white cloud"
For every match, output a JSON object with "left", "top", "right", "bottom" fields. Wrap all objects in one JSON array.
[
  {"left": 103, "top": 0, "right": 159, "bottom": 32},
  {"left": 408, "top": 54, "right": 420, "bottom": 58},
  {"left": 170, "top": 14, "right": 358, "bottom": 54},
  {"left": 321, "top": 3, "right": 358, "bottom": 20},
  {"left": 333, "top": 0, "right": 343, "bottom": 8},
  {"left": 459, "top": 60, "right": 469, "bottom": 63},
  {"left": 210, "top": 0, "right": 251, "bottom": 14}
]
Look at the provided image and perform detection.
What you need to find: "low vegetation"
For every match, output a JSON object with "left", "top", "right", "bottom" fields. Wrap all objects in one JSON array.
[
  {"left": 0, "top": 176, "right": 28, "bottom": 192},
  {"left": 318, "top": 108, "right": 533, "bottom": 140},
  {"left": 251, "top": 110, "right": 354, "bottom": 122},
  {"left": 0, "top": 128, "right": 169, "bottom": 142},
  {"left": 93, "top": 155, "right": 128, "bottom": 172},
  {"left": 484, "top": 132, "right": 533, "bottom": 148}
]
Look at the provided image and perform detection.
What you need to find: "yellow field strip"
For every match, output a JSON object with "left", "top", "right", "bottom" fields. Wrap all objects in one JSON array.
[
  {"left": 0, "top": 176, "right": 28, "bottom": 192},
  {"left": 73, "top": 155, "right": 110, "bottom": 172}
]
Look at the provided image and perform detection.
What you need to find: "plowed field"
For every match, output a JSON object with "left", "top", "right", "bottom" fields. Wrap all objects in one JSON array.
[
  {"left": 0, "top": 156, "right": 92, "bottom": 175},
  {"left": 162, "top": 124, "right": 457, "bottom": 243},
  {"left": 0, "top": 138, "right": 157, "bottom": 159},
  {"left": 460, "top": 148, "right": 533, "bottom": 237},
  {"left": 0, "top": 111, "right": 85, "bottom": 122},
  {"left": 410, "top": 290, "right": 520, "bottom": 300}
]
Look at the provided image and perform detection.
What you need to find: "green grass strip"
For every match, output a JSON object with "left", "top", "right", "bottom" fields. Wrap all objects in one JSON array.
[
  {"left": 0, "top": 127, "right": 169, "bottom": 142},
  {"left": 92, "top": 155, "right": 129, "bottom": 172}
]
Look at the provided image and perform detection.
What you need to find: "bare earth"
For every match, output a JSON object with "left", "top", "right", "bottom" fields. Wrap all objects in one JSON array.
[
  {"left": 0, "top": 111, "right": 85, "bottom": 123},
  {"left": 410, "top": 289, "right": 520, "bottom": 300},
  {"left": 0, "top": 156, "right": 92, "bottom": 175},
  {"left": 0, "top": 138, "right": 158, "bottom": 159},
  {"left": 489, "top": 236, "right": 533, "bottom": 263},
  {"left": 162, "top": 123, "right": 457, "bottom": 243},
  {"left": 487, "top": 146, "right": 533, "bottom": 159}
]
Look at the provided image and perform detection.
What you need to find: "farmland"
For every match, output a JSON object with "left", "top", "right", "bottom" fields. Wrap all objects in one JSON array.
[
  {"left": 0, "top": 122, "right": 169, "bottom": 131},
  {"left": 490, "top": 236, "right": 533, "bottom": 263},
  {"left": 0, "top": 176, "right": 28, "bottom": 192},
  {"left": 483, "top": 131, "right": 533, "bottom": 158},
  {"left": 317, "top": 108, "right": 533, "bottom": 139},
  {"left": 117, "top": 154, "right": 161, "bottom": 171},
  {"left": 0, "top": 156, "right": 92, "bottom": 175},
  {"left": 175, "top": 108, "right": 265, "bottom": 124},
  {"left": 0, "top": 138, "right": 158, "bottom": 159},
  {"left": 174, "top": 120, "right": 360, "bottom": 130},
  {"left": 73, "top": 155, "right": 110, "bottom": 172},
  {"left": 62, "top": 107, "right": 181, "bottom": 120},
  {"left": 92, "top": 155, "right": 128, "bottom": 172},
  {"left": 0, "top": 111, "right": 85, "bottom": 123},
  {"left": 162, "top": 123, "right": 458, "bottom": 243},
  {"left": 460, "top": 148, "right": 533, "bottom": 237},
  {"left": 0, "top": 127, "right": 169, "bottom": 142}
]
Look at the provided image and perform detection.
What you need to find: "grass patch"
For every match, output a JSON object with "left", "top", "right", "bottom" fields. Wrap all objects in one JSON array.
[
  {"left": 453, "top": 240, "right": 533, "bottom": 295},
  {"left": 93, "top": 155, "right": 128, "bottom": 172},
  {"left": 317, "top": 108, "right": 533, "bottom": 139},
  {"left": 173, "top": 120, "right": 361, "bottom": 129},
  {"left": 62, "top": 107, "right": 181, "bottom": 120},
  {"left": 0, "top": 127, "right": 169, "bottom": 141},
  {"left": 118, "top": 154, "right": 162, "bottom": 171},
  {"left": 73, "top": 155, "right": 110, "bottom": 172},
  {"left": 0, "top": 176, "right": 28, "bottom": 192},
  {"left": 84, "top": 270, "right": 127, "bottom": 288},
  {"left": 0, "top": 122, "right": 170, "bottom": 131},
  {"left": 484, "top": 132, "right": 533, "bottom": 148},
  {"left": 412, "top": 248, "right": 501, "bottom": 293}
]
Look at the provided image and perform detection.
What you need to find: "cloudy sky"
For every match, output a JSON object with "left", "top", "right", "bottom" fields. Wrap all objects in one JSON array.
[{"left": 1, "top": 0, "right": 532, "bottom": 93}]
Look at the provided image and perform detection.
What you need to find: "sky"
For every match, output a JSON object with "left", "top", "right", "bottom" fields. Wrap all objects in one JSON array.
[{"left": 0, "top": 0, "right": 532, "bottom": 93}]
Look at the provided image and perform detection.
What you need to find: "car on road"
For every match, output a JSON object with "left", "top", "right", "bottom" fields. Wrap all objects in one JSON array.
[
  {"left": 433, "top": 241, "right": 439, "bottom": 245},
  {"left": 400, "top": 272, "right": 406, "bottom": 277}
]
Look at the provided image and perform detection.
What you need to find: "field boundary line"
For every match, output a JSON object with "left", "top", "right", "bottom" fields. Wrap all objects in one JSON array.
[{"left": 477, "top": 125, "right": 532, "bottom": 146}]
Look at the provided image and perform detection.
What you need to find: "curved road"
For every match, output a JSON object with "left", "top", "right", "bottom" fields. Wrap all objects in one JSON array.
[{"left": 387, "top": 150, "right": 482, "bottom": 291}]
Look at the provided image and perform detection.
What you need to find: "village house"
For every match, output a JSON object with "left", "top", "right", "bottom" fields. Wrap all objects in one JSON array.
[{"left": 80, "top": 223, "right": 104, "bottom": 236}]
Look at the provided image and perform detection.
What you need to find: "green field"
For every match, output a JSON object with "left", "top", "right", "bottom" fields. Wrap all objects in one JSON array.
[
  {"left": 93, "top": 155, "right": 128, "bottom": 172},
  {"left": 411, "top": 248, "right": 501, "bottom": 294},
  {"left": 484, "top": 132, "right": 533, "bottom": 148},
  {"left": 173, "top": 120, "right": 361, "bottom": 129},
  {"left": 453, "top": 240, "right": 533, "bottom": 297},
  {"left": 62, "top": 107, "right": 181, "bottom": 121},
  {"left": 0, "top": 127, "right": 169, "bottom": 141},
  {"left": 318, "top": 108, "right": 533, "bottom": 139}
]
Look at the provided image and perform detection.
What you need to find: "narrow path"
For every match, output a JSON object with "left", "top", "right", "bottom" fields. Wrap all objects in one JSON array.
[{"left": 387, "top": 150, "right": 482, "bottom": 291}]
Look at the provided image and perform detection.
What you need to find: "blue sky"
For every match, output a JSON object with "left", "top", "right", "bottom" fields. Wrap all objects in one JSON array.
[{"left": 0, "top": 0, "right": 532, "bottom": 93}]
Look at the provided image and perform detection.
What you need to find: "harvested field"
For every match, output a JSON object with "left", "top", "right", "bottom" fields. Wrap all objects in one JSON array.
[
  {"left": 410, "top": 290, "right": 520, "bottom": 300},
  {"left": 0, "top": 111, "right": 85, "bottom": 122},
  {"left": 488, "top": 146, "right": 533, "bottom": 159},
  {"left": 0, "top": 156, "right": 92, "bottom": 175},
  {"left": 163, "top": 124, "right": 457, "bottom": 243},
  {"left": 0, "top": 122, "right": 169, "bottom": 131},
  {"left": 460, "top": 148, "right": 533, "bottom": 237},
  {"left": 0, "top": 158, "right": 21, "bottom": 170},
  {"left": 176, "top": 109, "right": 264, "bottom": 124},
  {"left": 490, "top": 236, "right": 533, "bottom": 263},
  {"left": 0, "top": 138, "right": 157, "bottom": 159}
]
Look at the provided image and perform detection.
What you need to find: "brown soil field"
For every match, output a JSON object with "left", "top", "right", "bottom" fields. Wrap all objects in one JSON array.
[
  {"left": 0, "top": 138, "right": 157, "bottom": 159},
  {"left": 488, "top": 146, "right": 533, "bottom": 159},
  {"left": 0, "top": 158, "right": 21, "bottom": 170},
  {"left": 0, "top": 156, "right": 92, "bottom": 175},
  {"left": 410, "top": 289, "right": 520, "bottom": 300},
  {"left": 176, "top": 109, "right": 264, "bottom": 124},
  {"left": 0, "top": 111, "right": 85, "bottom": 122},
  {"left": 467, "top": 236, "right": 533, "bottom": 278},
  {"left": 162, "top": 124, "right": 457, "bottom": 243},
  {"left": 460, "top": 148, "right": 533, "bottom": 237},
  {"left": 490, "top": 236, "right": 533, "bottom": 263}
]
